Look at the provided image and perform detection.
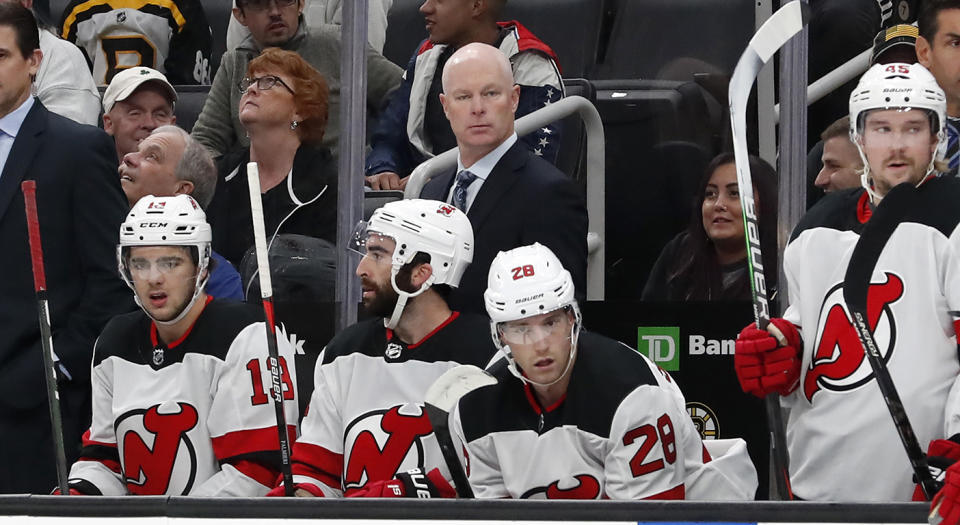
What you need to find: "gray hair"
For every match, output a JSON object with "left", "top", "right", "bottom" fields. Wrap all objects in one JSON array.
[{"left": 151, "top": 125, "right": 216, "bottom": 209}]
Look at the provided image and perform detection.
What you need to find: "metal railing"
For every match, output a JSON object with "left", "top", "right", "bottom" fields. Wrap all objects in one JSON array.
[{"left": 404, "top": 95, "right": 606, "bottom": 300}]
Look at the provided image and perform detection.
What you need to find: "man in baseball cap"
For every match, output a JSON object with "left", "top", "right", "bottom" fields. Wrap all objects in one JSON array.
[
  {"left": 102, "top": 66, "right": 178, "bottom": 162},
  {"left": 872, "top": 23, "right": 918, "bottom": 65}
]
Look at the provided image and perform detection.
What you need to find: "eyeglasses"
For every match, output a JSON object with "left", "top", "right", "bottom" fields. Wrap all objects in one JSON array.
[
  {"left": 238, "top": 75, "right": 296, "bottom": 95},
  {"left": 238, "top": 0, "right": 297, "bottom": 12}
]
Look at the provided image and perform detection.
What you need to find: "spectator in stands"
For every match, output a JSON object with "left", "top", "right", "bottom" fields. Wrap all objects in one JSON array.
[
  {"left": 814, "top": 116, "right": 863, "bottom": 193},
  {"left": 102, "top": 66, "right": 177, "bottom": 163},
  {"left": 0, "top": 0, "right": 99, "bottom": 125},
  {"left": 365, "top": 0, "right": 563, "bottom": 190},
  {"left": 191, "top": 0, "right": 401, "bottom": 159},
  {"left": 0, "top": 3, "right": 133, "bottom": 493},
  {"left": 206, "top": 48, "right": 337, "bottom": 270},
  {"left": 226, "top": 0, "right": 394, "bottom": 53},
  {"left": 642, "top": 152, "right": 777, "bottom": 302},
  {"left": 419, "top": 43, "right": 586, "bottom": 314},
  {"left": 918, "top": 0, "right": 960, "bottom": 176},
  {"left": 59, "top": 0, "right": 212, "bottom": 85},
  {"left": 119, "top": 125, "right": 243, "bottom": 301}
]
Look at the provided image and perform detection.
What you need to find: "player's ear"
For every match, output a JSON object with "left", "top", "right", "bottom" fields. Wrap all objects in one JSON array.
[
  {"left": 232, "top": 6, "right": 247, "bottom": 26},
  {"left": 411, "top": 262, "right": 434, "bottom": 288}
]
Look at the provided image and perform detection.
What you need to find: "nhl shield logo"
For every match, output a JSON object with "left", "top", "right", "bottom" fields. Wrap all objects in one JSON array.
[
  {"left": 152, "top": 347, "right": 165, "bottom": 367},
  {"left": 384, "top": 342, "right": 403, "bottom": 360}
]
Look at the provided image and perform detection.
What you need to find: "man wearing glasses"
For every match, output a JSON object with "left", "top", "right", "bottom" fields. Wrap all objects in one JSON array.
[{"left": 190, "top": 0, "right": 402, "bottom": 158}]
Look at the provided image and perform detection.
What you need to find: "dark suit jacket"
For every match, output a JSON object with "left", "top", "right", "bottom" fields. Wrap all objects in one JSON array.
[
  {"left": 0, "top": 100, "right": 133, "bottom": 414},
  {"left": 421, "top": 141, "right": 588, "bottom": 314}
]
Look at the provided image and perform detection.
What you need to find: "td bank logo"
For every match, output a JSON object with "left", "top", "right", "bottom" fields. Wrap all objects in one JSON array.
[{"left": 637, "top": 327, "right": 680, "bottom": 371}]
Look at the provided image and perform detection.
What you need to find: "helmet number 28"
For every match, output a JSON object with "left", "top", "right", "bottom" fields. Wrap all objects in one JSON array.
[{"left": 511, "top": 265, "right": 536, "bottom": 280}]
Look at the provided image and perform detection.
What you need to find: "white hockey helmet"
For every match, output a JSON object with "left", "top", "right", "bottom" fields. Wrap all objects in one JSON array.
[
  {"left": 118, "top": 194, "right": 212, "bottom": 325},
  {"left": 353, "top": 199, "right": 474, "bottom": 328},
  {"left": 484, "top": 243, "right": 581, "bottom": 387},
  {"left": 849, "top": 62, "right": 946, "bottom": 199}
]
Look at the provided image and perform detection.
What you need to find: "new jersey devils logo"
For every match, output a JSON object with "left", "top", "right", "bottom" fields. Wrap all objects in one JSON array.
[
  {"left": 116, "top": 401, "right": 199, "bottom": 495},
  {"left": 343, "top": 404, "right": 434, "bottom": 491},
  {"left": 520, "top": 474, "right": 601, "bottom": 499},
  {"left": 804, "top": 272, "right": 904, "bottom": 402}
]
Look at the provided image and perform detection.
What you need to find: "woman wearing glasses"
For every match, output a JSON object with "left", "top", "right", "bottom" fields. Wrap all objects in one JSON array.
[{"left": 207, "top": 48, "right": 337, "bottom": 269}]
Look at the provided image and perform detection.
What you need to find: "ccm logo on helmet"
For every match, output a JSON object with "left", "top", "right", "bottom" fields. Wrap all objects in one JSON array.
[{"left": 139, "top": 222, "right": 169, "bottom": 228}]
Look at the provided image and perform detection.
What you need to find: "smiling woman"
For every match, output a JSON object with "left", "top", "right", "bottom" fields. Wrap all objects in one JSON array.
[{"left": 642, "top": 152, "right": 778, "bottom": 302}]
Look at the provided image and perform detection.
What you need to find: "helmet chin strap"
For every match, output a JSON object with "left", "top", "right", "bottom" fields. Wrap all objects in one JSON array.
[{"left": 383, "top": 268, "right": 433, "bottom": 330}]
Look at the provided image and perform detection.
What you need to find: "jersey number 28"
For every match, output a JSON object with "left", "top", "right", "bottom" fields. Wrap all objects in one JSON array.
[{"left": 623, "top": 414, "right": 676, "bottom": 477}]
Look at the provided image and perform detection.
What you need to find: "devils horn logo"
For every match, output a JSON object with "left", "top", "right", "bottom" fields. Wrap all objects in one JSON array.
[
  {"left": 117, "top": 401, "right": 199, "bottom": 495},
  {"left": 343, "top": 404, "right": 434, "bottom": 493},
  {"left": 804, "top": 272, "right": 904, "bottom": 402},
  {"left": 520, "top": 474, "right": 601, "bottom": 499}
]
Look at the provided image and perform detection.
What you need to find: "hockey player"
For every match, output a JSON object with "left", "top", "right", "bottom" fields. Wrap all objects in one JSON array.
[
  {"left": 735, "top": 62, "right": 960, "bottom": 501},
  {"left": 60, "top": 194, "right": 298, "bottom": 496},
  {"left": 451, "top": 243, "right": 757, "bottom": 500},
  {"left": 269, "top": 199, "right": 496, "bottom": 497}
]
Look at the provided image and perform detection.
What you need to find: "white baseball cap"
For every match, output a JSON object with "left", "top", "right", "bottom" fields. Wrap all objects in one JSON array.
[{"left": 102, "top": 67, "right": 177, "bottom": 114}]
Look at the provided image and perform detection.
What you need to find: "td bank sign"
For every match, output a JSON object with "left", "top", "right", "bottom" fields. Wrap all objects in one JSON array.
[{"left": 637, "top": 327, "right": 735, "bottom": 371}]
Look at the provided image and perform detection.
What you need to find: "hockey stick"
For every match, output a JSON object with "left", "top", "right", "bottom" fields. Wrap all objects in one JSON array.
[
  {"left": 728, "top": 0, "right": 810, "bottom": 501},
  {"left": 20, "top": 180, "right": 70, "bottom": 496},
  {"left": 424, "top": 364, "right": 497, "bottom": 498},
  {"left": 246, "top": 163, "right": 295, "bottom": 496},
  {"left": 842, "top": 182, "right": 938, "bottom": 500}
]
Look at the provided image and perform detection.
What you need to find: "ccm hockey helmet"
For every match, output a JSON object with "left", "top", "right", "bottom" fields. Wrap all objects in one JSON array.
[
  {"left": 484, "top": 243, "right": 581, "bottom": 386},
  {"left": 353, "top": 199, "right": 474, "bottom": 328},
  {"left": 118, "top": 194, "right": 212, "bottom": 325},
  {"left": 849, "top": 62, "right": 946, "bottom": 199}
]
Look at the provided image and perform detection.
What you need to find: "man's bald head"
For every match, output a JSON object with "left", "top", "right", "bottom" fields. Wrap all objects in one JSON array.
[
  {"left": 439, "top": 42, "right": 520, "bottom": 166},
  {"left": 442, "top": 42, "right": 514, "bottom": 93}
]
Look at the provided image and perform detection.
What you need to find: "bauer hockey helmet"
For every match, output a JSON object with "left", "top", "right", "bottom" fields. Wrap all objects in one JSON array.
[
  {"left": 352, "top": 199, "right": 474, "bottom": 329},
  {"left": 849, "top": 62, "right": 946, "bottom": 200},
  {"left": 118, "top": 194, "right": 212, "bottom": 325},
  {"left": 484, "top": 243, "right": 582, "bottom": 387}
]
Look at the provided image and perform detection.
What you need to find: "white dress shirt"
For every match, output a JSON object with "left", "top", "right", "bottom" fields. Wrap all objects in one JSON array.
[{"left": 445, "top": 132, "right": 518, "bottom": 213}]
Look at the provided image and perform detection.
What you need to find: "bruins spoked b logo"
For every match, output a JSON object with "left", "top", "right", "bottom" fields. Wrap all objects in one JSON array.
[{"left": 686, "top": 402, "right": 719, "bottom": 440}]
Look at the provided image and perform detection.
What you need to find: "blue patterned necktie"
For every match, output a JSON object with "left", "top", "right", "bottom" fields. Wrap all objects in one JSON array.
[
  {"left": 453, "top": 170, "right": 478, "bottom": 211},
  {"left": 947, "top": 118, "right": 959, "bottom": 177}
]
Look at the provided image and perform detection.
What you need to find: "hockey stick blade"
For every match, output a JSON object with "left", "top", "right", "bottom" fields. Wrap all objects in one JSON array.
[
  {"left": 246, "top": 163, "right": 295, "bottom": 496},
  {"left": 728, "top": 0, "right": 809, "bottom": 501},
  {"left": 424, "top": 365, "right": 497, "bottom": 498},
  {"left": 842, "top": 182, "right": 937, "bottom": 500}
]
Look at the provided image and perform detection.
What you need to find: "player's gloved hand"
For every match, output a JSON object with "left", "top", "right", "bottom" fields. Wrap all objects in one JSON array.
[
  {"left": 913, "top": 435, "right": 960, "bottom": 501},
  {"left": 346, "top": 467, "right": 456, "bottom": 498},
  {"left": 266, "top": 482, "right": 325, "bottom": 497},
  {"left": 50, "top": 487, "right": 86, "bottom": 495},
  {"left": 931, "top": 460, "right": 960, "bottom": 525},
  {"left": 734, "top": 318, "right": 801, "bottom": 397}
]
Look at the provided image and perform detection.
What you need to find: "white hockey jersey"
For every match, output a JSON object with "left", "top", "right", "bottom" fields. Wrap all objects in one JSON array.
[
  {"left": 782, "top": 179, "right": 960, "bottom": 501},
  {"left": 68, "top": 299, "right": 299, "bottom": 496},
  {"left": 452, "top": 331, "right": 758, "bottom": 500},
  {"left": 291, "top": 312, "right": 497, "bottom": 496},
  {"left": 60, "top": 0, "right": 212, "bottom": 85}
]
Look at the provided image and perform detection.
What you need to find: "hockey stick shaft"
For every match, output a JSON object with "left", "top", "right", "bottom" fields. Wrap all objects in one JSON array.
[
  {"left": 424, "top": 404, "right": 473, "bottom": 498},
  {"left": 246, "top": 163, "right": 295, "bottom": 496},
  {"left": 728, "top": 0, "right": 809, "bottom": 500},
  {"left": 21, "top": 180, "right": 70, "bottom": 496},
  {"left": 842, "top": 183, "right": 937, "bottom": 500}
]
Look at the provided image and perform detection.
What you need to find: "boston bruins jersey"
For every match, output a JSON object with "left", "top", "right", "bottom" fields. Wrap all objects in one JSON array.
[
  {"left": 60, "top": 0, "right": 212, "bottom": 85},
  {"left": 453, "top": 331, "right": 756, "bottom": 500},
  {"left": 291, "top": 312, "right": 497, "bottom": 496},
  {"left": 67, "top": 299, "right": 299, "bottom": 496},
  {"left": 782, "top": 177, "right": 960, "bottom": 501}
]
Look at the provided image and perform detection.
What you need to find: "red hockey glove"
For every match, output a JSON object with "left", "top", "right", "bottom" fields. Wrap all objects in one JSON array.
[
  {"left": 50, "top": 487, "right": 86, "bottom": 495},
  {"left": 914, "top": 435, "right": 960, "bottom": 501},
  {"left": 734, "top": 318, "right": 801, "bottom": 397},
  {"left": 347, "top": 468, "right": 456, "bottom": 498},
  {"left": 931, "top": 460, "right": 960, "bottom": 525}
]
